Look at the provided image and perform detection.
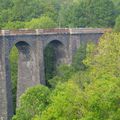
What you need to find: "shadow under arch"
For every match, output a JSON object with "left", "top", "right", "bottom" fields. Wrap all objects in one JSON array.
[
  {"left": 9, "top": 41, "right": 36, "bottom": 114},
  {"left": 44, "top": 40, "right": 67, "bottom": 86}
]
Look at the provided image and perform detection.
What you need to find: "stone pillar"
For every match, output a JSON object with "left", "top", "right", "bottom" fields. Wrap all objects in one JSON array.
[
  {"left": 0, "top": 40, "right": 13, "bottom": 120},
  {"left": 36, "top": 40, "right": 46, "bottom": 85},
  {"left": 69, "top": 34, "right": 81, "bottom": 63},
  {"left": 16, "top": 42, "right": 39, "bottom": 104},
  {"left": 65, "top": 40, "right": 72, "bottom": 65}
]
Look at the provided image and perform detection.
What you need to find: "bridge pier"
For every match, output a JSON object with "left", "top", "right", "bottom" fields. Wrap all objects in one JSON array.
[
  {"left": 69, "top": 34, "right": 81, "bottom": 64},
  {"left": 36, "top": 40, "right": 46, "bottom": 85},
  {"left": 0, "top": 40, "right": 13, "bottom": 120},
  {"left": 16, "top": 41, "right": 40, "bottom": 104}
]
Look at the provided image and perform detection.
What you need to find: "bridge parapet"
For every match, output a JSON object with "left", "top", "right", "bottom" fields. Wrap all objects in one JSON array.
[
  {"left": 1, "top": 29, "right": 36, "bottom": 36},
  {"left": 69, "top": 28, "right": 111, "bottom": 34},
  {"left": 0, "top": 28, "right": 69, "bottom": 36},
  {"left": 36, "top": 28, "right": 69, "bottom": 35},
  {"left": 0, "top": 28, "right": 111, "bottom": 36}
]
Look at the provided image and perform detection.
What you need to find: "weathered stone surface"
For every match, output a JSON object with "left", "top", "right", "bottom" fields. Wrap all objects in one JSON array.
[{"left": 0, "top": 28, "right": 109, "bottom": 120}]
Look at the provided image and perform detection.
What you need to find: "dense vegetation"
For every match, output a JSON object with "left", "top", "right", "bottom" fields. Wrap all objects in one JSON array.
[
  {"left": 10, "top": 46, "right": 18, "bottom": 113},
  {"left": 6, "top": 0, "right": 120, "bottom": 119},
  {"left": 12, "top": 33, "right": 120, "bottom": 120},
  {"left": 0, "top": 0, "right": 120, "bottom": 29}
]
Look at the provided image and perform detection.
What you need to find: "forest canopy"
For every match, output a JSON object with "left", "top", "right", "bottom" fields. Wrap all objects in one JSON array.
[{"left": 0, "top": 0, "right": 120, "bottom": 30}]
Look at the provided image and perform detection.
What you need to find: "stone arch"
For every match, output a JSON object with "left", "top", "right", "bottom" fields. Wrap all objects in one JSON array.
[
  {"left": 45, "top": 40, "right": 68, "bottom": 66},
  {"left": 44, "top": 38, "right": 67, "bottom": 49},
  {"left": 8, "top": 40, "right": 34, "bottom": 55},
  {"left": 44, "top": 40, "right": 68, "bottom": 84}
]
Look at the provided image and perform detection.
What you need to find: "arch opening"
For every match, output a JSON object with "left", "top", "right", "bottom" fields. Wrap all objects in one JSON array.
[
  {"left": 44, "top": 40, "right": 67, "bottom": 86},
  {"left": 9, "top": 41, "right": 34, "bottom": 114}
]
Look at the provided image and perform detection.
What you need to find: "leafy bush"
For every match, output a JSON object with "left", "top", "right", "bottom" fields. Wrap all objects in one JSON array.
[
  {"left": 72, "top": 42, "right": 87, "bottom": 71},
  {"left": 40, "top": 81, "right": 83, "bottom": 120},
  {"left": 44, "top": 44, "right": 56, "bottom": 85},
  {"left": 9, "top": 46, "right": 18, "bottom": 113},
  {"left": 81, "top": 74, "right": 120, "bottom": 120},
  {"left": 84, "top": 33, "right": 120, "bottom": 78},
  {"left": 81, "top": 32, "right": 120, "bottom": 120},
  {"left": 48, "top": 65, "right": 75, "bottom": 88},
  {"left": 3, "top": 21, "right": 25, "bottom": 29},
  {"left": 12, "top": 85, "right": 50, "bottom": 120},
  {"left": 114, "top": 15, "right": 120, "bottom": 32},
  {"left": 60, "top": 0, "right": 116, "bottom": 27},
  {"left": 25, "top": 16, "right": 57, "bottom": 29}
]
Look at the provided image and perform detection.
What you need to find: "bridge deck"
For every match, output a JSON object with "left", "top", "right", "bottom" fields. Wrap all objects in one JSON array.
[{"left": 0, "top": 28, "right": 111, "bottom": 36}]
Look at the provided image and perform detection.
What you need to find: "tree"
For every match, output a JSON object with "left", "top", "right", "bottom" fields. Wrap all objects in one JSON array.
[
  {"left": 44, "top": 44, "right": 56, "bottom": 85},
  {"left": 77, "top": 0, "right": 116, "bottom": 27},
  {"left": 0, "top": 9, "right": 12, "bottom": 29},
  {"left": 48, "top": 65, "right": 75, "bottom": 88},
  {"left": 10, "top": 0, "right": 56, "bottom": 21},
  {"left": 25, "top": 16, "right": 57, "bottom": 29},
  {"left": 0, "top": 0, "right": 13, "bottom": 10},
  {"left": 80, "top": 73, "right": 120, "bottom": 120},
  {"left": 60, "top": 0, "right": 116, "bottom": 28},
  {"left": 80, "top": 33, "right": 120, "bottom": 119},
  {"left": 84, "top": 33, "right": 120, "bottom": 78},
  {"left": 10, "top": 46, "right": 18, "bottom": 113},
  {"left": 3, "top": 21, "right": 25, "bottom": 29},
  {"left": 116, "top": 2, "right": 120, "bottom": 14},
  {"left": 112, "top": 0, "right": 120, "bottom": 15},
  {"left": 12, "top": 85, "right": 50, "bottom": 120},
  {"left": 40, "top": 81, "right": 82, "bottom": 120},
  {"left": 114, "top": 15, "right": 120, "bottom": 32},
  {"left": 72, "top": 43, "right": 87, "bottom": 71},
  {"left": 58, "top": 2, "right": 77, "bottom": 27}
]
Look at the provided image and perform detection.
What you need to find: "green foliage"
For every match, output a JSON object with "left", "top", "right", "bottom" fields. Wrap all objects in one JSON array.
[
  {"left": 81, "top": 33, "right": 120, "bottom": 119},
  {"left": 85, "top": 33, "right": 120, "bottom": 78},
  {"left": 112, "top": 0, "right": 120, "bottom": 15},
  {"left": 59, "top": 2, "right": 77, "bottom": 27},
  {"left": 48, "top": 42, "right": 88, "bottom": 88},
  {"left": 0, "top": 9, "right": 12, "bottom": 29},
  {"left": 59, "top": 0, "right": 116, "bottom": 28},
  {"left": 72, "top": 43, "right": 87, "bottom": 71},
  {"left": 81, "top": 75, "right": 120, "bottom": 120},
  {"left": 47, "top": 33, "right": 120, "bottom": 120},
  {"left": 0, "top": 0, "right": 119, "bottom": 29},
  {"left": 9, "top": 46, "right": 18, "bottom": 113},
  {"left": 0, "top": 0, "right": 13, "bottom": 10},
  {"left": 3, "top": 21, "right": 25, "bottom": 29},
  {"left": 48, "top": 65, "right": 75, "bottom": 88},
  {"left": 0, "top": 0, "right": 57, "bottom": 28},
  {"left": 12, "top": 85, "right": 50, "bottom": 120},
  {"left": 44, "top": 44, "right": 56, "bottom": 84},
  {"left": 114, "top": 15, "right": 120, "bottom": 32},
  {"left": 40, "top": 81, "right": 82, "bottom": 120},
  {"left": 10, "top": 0, "right": 55, "bottom": 21},
  {"left": 25, "top": 16, "right": 57, "bottom": 29},
  {"left": 112, "top": 0, "right": 120, "bottom": 5}
]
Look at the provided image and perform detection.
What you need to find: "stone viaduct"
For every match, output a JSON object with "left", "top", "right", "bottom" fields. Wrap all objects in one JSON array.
[{"left": 0, "top": 28, "right": 109, "bottom": 120}]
